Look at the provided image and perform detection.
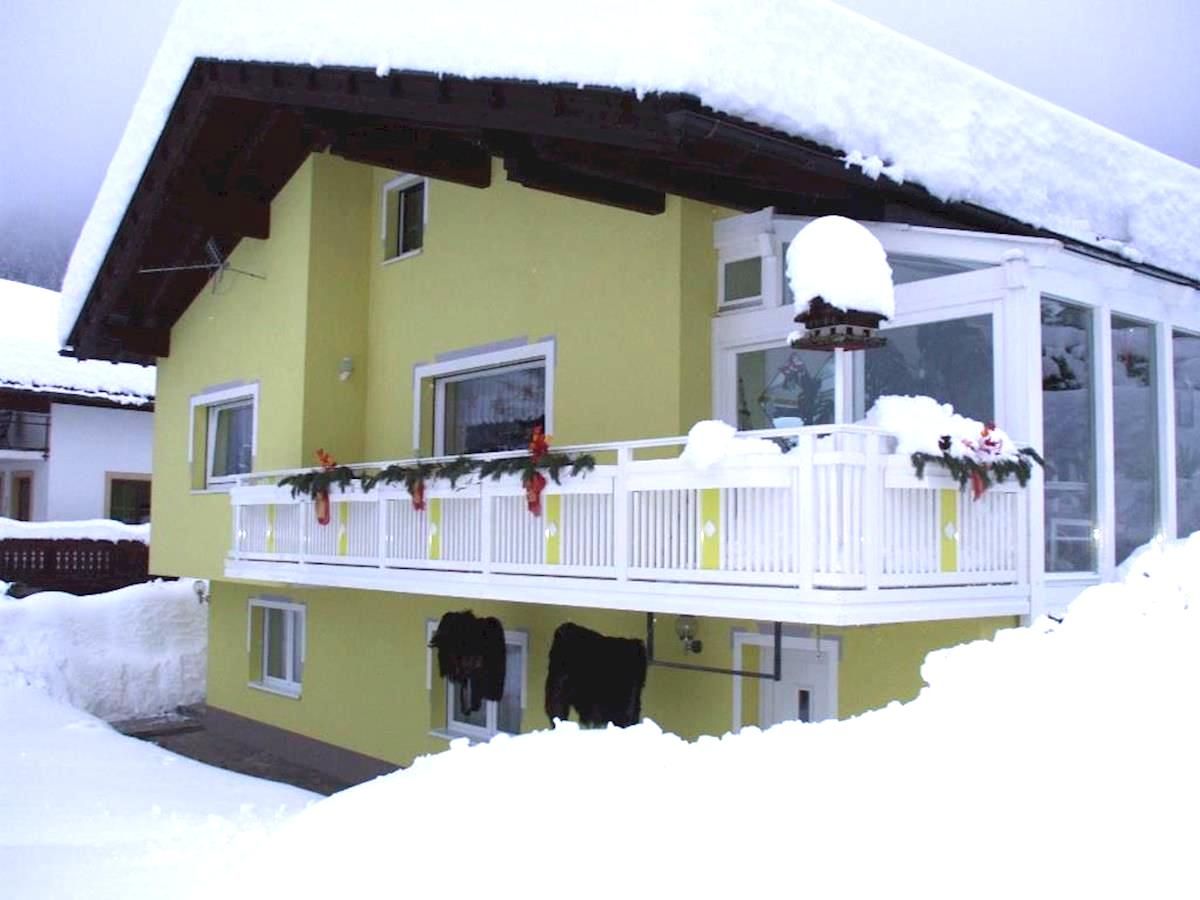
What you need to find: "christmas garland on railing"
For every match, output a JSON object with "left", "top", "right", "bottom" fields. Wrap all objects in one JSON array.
[
  {"left": 910, "top": 431, "right": 1044, "bottom": 500},
  {"left": 278, "top": 428, "right": 596, "bottom": 518}
]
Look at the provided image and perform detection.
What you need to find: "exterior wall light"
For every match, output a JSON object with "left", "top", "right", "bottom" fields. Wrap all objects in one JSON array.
[
  {"left": 675, "top": 615, "right": 703, "bottom": 654},
  {"left": 338, "top": 356, "right": 354, "bottom": 382}
]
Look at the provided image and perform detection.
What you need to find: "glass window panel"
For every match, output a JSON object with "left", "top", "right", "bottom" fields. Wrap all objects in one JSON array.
[
  {"left": 449, "top": 686, "right": 488, "bottom": 728},
  {"left": 861, "top": 314, "right": 994, "bottom": 423},
  {"left": 736, "top": 347, "right": 834, "bottom": 430},
  {"left": 1041, "top": 299, "right": 1097, "bottom": 572},
  {"left": 400, "top": 183, "right": 424, "bottom": 254},
  {"left": 291, "top": 611, "right": 304, "bottom": 683},
  {"left": 1112, "top": 316, "right": 1158, "bottom": 563},
  {"left": 442, "top": 364, "right": 545, "bottom": 454},
  {"left": 265, "top": 608, "right": 286, "bottom": 680},
  {"left": 887, "top": 254, "right": 990, "bottom": 285},
  {"left": 109, "top": 479, "right": 151, "bottom": 524},
  {"left": 496, "top": 642, "right": 523, "bottom": 735},
  {"left": 1175, "top": 331, "right": 1200, "bottom": 536},
  {"left": 724, "top": 257, "right": 762, "bottom": 304},
  {"left": 796, "top": 688, "right": 811, "bottom": 724},
  {"left": 211, "top": 403, "right": 252, "bottom": 478}
]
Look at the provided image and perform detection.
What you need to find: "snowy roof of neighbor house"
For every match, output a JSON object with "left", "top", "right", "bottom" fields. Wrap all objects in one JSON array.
[
  {"left": 60, "top": 0, "right": 1200, "bottom": 356},
  {"left": 0, "top": 279, "right": 155, "bottom": 406}
]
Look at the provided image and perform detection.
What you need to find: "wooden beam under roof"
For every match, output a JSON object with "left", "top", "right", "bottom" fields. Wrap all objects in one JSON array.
[{"left": 503, "top": 152, "right": 665, "bottom": 215}]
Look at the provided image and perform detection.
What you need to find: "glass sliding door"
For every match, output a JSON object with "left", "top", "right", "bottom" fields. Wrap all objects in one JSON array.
[
  {"left": 1111, "top": 316, "right": 1158, "bottom": 564},
  {"left": 1174, "top": 331, "right": 1200, "bottom": 537},
  {"left": 858, "top": 314, "right": 994, "bottom": 423},
  {"left": 1041, "top": 300, "right": 1097, "bottom": 572},
  {"left": 735, "top": 347, "right": 835, "bottom": 430}
]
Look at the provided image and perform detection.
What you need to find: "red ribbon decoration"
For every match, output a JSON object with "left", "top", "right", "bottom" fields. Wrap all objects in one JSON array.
[
  {"left": 525, "top": 426, "right": 550, "bottom": 515},
  {"left": 314, "top": 448, "right": 336, "bottom": 526}
]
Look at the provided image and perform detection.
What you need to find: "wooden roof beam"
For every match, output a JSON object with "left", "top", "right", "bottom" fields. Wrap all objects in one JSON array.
[{"left": 503, "top": 152, "right": 665, "bottom": 215}]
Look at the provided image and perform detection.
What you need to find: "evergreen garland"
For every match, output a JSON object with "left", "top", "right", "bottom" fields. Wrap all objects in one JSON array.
[
  {"left": 910, "top": 446, "right": 1044, "bottom": 493},
  {"left": 277, "top": 452, "right": 596, "bottom": 501}
]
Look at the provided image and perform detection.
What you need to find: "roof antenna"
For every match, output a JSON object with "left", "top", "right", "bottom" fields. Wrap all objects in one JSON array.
[{"left": 138, "top": 238, "right": 266, "bottom": 292}]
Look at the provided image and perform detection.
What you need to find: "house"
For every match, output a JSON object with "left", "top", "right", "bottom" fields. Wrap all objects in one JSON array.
[
  {"left": 0, "top": 279, "right": 155, "bottom": 523},
  {"left": 57, "top": 0, "right": 1199, "bottom": 782}
]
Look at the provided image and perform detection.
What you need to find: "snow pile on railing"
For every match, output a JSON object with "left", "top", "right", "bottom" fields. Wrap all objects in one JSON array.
[
  {"left": 0, "top": 579, "right": 206, "bottom": 720},
  {"left": 0, "top": 517, "right": 150, "bottom": 544},
  {"left": 865, "top": 394, "right": 1021, "bottom": 462},
  {"left": 679, "top": 420, "right": 783, "bottom": 469},
  {"left": 220, "top": 534, "right": 1199, "bottom": 899}
]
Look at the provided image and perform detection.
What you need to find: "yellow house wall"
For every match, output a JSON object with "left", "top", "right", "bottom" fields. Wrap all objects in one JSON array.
[
  {"left": 209, "top": 576, "right": 1017, "bottom": 768},
  {"left": 150, "top": 157, "right": 315, "bottom": 579}
]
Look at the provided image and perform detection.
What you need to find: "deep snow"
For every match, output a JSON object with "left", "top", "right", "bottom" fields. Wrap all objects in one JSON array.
[
  {"left": 0, "top": 578, "right": 205, "bottom": 720},
  {"left": 213, "top": 534, "right": 1199, "bottom": 900}
]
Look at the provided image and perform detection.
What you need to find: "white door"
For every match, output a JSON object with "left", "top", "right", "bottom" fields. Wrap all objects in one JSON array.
[{"left": 758, "top": 646, "right": 837, "bottom": 726}]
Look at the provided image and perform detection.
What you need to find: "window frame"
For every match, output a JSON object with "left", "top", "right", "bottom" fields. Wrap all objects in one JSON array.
[
  {"left": 188, "top": 383, "right": 259, "bottom": 491},
  {"left": 248, "top": 596, "right": 305, "bottom": 699},
  {"left": 412, "top": 340, "right": 555, "bottom": 456},
  {"left": 381, "top": 173, "right": 428, "bottom": 264},
  {"left": 105, "top": 472, "right": 152, "bottom": 524},
  {"left": 425, "top": 620, "right": 528, "bottom": 741}
]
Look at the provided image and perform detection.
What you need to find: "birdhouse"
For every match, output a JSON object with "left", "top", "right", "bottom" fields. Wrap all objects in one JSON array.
[{"left": 790, "top": 296, "right": 888, "bottom": 351}]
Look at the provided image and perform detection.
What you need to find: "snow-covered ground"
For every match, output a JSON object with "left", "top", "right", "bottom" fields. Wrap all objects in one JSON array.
[
  {"left": 0, "top": 579, "right": 316, "bottom": 900},
  {"left": 0, "top": 683, "right": 315, "bottom": 900},
  {"left": 215, "top": 535, "right": 1197, "bottom": 900},
  {"left": 4, "top": 538, "right": 1197, "bottom": 898}
]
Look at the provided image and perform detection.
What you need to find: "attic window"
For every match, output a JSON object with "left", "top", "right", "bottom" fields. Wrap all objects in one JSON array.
[{"left": 382, "top": 174, "right": 427, "bottom": 262}]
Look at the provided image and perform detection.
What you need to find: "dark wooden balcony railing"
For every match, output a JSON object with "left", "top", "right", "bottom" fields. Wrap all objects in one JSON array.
[
  {"left": 0, "top": 410, "right": 50, "bottom": 454},
  {"left": 0, "top": 539, "right": 149, "bottom": 595}
]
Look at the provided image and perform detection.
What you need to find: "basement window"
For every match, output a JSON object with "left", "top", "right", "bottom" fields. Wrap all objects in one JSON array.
[
  {"left": 382, "top": 174, "right": 427, "bottom": 262},
  {"left": 248, "top": 597, "right": 306, "bottom": 698},
  {"left": 426, "top": 620, "right": 528, "bottom": 741}
]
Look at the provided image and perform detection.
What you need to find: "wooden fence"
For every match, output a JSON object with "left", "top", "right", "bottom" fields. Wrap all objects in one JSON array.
[{"left": 0, "top": 539, "right": 150, "bottom": 595}]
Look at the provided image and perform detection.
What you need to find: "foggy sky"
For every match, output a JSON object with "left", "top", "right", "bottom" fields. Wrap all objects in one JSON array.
[{"left": 1, "top": 0, "right": 1196, "bottom": 291}]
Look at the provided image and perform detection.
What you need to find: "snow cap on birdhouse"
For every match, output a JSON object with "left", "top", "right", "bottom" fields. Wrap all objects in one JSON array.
[{"left": 786, "top": 216, "right": 894, "bottom": 351}]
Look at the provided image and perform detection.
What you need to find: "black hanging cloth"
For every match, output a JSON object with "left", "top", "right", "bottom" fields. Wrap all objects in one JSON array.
[
  {"left": 545, "top": 622, "right": 647, "bottom": 727},
  {"left": 429, "top": 610, "right": 506, "bottom": 714}
]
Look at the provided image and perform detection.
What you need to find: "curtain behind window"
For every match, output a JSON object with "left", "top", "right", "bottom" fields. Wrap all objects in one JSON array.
[{"left": 443, "top": 365, "right": 545, "bottom": 454}]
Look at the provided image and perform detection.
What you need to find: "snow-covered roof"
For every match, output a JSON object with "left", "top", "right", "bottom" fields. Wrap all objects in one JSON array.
[
  {"left": 60, "top": 0, "right": 1200, "bottom": 345},
  {"left": 0, "top": 280, "right": 154, "bottom": 405}
]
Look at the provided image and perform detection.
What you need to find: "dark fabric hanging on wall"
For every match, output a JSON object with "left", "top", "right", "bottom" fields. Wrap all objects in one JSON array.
[
  {"left": 545, "top": 622, "right": 647, "bottom": 727},
  {"left": 429, "top": 610, "right": 506, "bottom": 714}
]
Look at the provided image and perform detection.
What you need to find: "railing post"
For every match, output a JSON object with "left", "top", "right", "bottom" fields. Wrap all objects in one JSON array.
[
  {"left": 614, "top": 447, "right": 631, "bottom": 581},
  {"left": 377, "top": 489, "right": 388, "bottom": 571},
  {"left": 481, "top": 481, "right": 494, "bottom": 575},
  {"left": 793, "top": 432, "right": 814, "bottom": 592},
  {"left": 863, "top": 432, "right": 884, "bottom": 592}
]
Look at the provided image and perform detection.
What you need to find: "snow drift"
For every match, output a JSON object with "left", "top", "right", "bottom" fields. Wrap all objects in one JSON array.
[
  {"left": 218, "top": 534, "right": 1199, "bottom": 899},
  {"left": 0, "top": 579, "right": 207, "bottom": 720}
]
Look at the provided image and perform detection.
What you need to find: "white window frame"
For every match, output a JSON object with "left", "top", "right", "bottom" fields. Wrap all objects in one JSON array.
[
  {"left": 425, "top": 620, "right": 528, "bottom": 741},
  {"left": 188, "top": 383, "right": 259, "bottom": 491},
  {"left": 411, "top": 340, "right": 555, "bottom": 455},
  {"left": 247, "top": 596, "right": 305, "bottom": 699},
  {"left": 381, "top": 173, "right": 428, "bottom": 264}
]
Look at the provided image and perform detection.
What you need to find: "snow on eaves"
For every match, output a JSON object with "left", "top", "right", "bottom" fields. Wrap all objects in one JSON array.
[
  {"left": 59, "top": 0, "right": 1200, "bottom": 344},
  {"left": 0, "top": 279, "right": 154, "bottom": 405}
]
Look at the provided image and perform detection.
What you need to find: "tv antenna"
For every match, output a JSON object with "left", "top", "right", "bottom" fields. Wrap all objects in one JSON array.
[{"left": 138, "top": 238, "right": 265, "bottom": 292}]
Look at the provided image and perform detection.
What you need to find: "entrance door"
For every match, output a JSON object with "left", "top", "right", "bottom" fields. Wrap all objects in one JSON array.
[
  {"left": 759, "top": 646, "right": 837, "bottom": 726},
  {"left": 12, "top": 472, "right": 32, "bottom": 521}
]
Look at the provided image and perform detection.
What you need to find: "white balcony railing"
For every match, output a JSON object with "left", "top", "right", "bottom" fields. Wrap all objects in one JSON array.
[{"left": 225, "top": 426, "right": 1033, "bottom": 626}]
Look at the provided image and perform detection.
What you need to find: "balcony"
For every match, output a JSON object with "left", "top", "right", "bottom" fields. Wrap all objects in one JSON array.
[
  {"left": 0, "top": 410, "right": 50, "bottom": 456},
  {"left": 225, "top": 427, "right": 1034, "bottom": 626}
]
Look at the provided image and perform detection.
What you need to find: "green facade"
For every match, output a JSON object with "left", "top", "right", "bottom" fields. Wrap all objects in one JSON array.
[{"left": 153, "top": 152, "right": 1015, "bottom": 769}]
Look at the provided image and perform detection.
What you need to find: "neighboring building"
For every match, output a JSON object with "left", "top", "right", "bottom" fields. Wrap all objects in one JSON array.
[
  {"left": 58, "top": 1, "right": 1198, "bottom": 781},
  {"left": 0, "top": 279, "right": 155, "bottom": 523}
]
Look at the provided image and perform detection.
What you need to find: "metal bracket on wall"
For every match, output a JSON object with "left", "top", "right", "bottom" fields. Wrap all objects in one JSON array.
[{"left": 645, "top": 613, "right": 782, "bottom": 681}]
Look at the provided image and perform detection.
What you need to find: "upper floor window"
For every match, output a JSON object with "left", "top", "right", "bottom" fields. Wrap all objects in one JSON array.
[
  {"left": 382, "top": 174, "right": 426, "bottom": 262},
  {"left": 413, "top": 341, "right": 555, "bottom": 457},
  {"left": 189, "top": 383, "right": 258, "bottom": 490}
]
